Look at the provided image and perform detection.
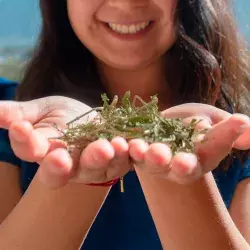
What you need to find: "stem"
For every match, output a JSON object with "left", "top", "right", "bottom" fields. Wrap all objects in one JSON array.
[{"left": 66, "top": 107, "right": 103, "bottom": 126}]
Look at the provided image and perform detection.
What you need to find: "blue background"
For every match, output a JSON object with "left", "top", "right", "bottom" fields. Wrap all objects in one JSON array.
[{"left": 0, "top": 0, "right": 249, "bottom": 48}]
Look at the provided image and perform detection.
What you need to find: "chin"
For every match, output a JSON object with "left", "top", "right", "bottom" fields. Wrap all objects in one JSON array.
[
  {"left": 102, "top": 54, "right": 160, "bottom": 71},
  {"left": 112, "top": 61, "right": 149, "bottom": 71}
]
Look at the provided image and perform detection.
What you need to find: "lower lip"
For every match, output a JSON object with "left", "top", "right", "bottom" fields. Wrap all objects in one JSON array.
[{"left": 102, "top": 22, "right": 154, "bottom": 41}]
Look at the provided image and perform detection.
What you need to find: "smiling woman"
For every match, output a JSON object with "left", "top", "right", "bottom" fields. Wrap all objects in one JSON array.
[
  {"left": 0, "top": 0, "right": 250, "bottom": 250},
  {"left": 67, "top": 0, "right": 177, "bottom": 71}
]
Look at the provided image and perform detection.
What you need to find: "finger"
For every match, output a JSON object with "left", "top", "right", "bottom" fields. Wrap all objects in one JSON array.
[
  {"left": 109, "top": 137, "right": 131, "bottom": 178},
  {"left": 37, "top": 148, "right": 73, "bottom": 189},
  {"left": 80, "top": 139, "right": 115, "bottom": 169},
  {"left": 0, "top": 96, "right": 84, "bottom": 129},
  {"left": 167, "top": 152, "right": 202, "bottom": 184},
  {"left": 130, "top": 140, "right": 202, "bottom": 184},
  {"left": 233, "top": 125, "right": 250, "bottom": 150},
  {"left": 129, "top": 138, "right": 149, "bottom": 163},
  {"left": 182, "top": 115, "right": 212, "bottom": 130},
  {"left": 0, "top": 100, "right": 38, "bottom": 129},
  {"left": 161, "top": 103, "right": 231, "bottom": 124},
  {"left": 9, "top": 120, "right": 50, "bottom": 162},
  {"left": 141, "top": 143, "right": 172, "bottom": 174},
  {"left": 77, "top": 139, "right": 115, "bottom": 183},
  {"left": 196, "top": 113, "right": 250, "bottom": 173}
]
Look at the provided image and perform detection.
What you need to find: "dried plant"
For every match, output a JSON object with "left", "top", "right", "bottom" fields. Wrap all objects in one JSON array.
[{"left": 51, "top": 92, "right": 207, "bottom": 155}]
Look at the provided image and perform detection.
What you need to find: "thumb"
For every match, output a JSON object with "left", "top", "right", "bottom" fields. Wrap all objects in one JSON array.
[
  {"left": 161, "top": 103, "right": 231, "bottom": 124},
  {"left": 0, "top": 100, "right": 40, "bottom": 129}
]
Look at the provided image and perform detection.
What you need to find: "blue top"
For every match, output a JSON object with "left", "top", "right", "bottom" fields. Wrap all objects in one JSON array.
[{"left": 0, "top": 77, "right": 250, "bottom": 249}]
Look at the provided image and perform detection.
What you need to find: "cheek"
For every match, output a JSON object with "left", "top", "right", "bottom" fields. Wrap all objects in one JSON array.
[
  {"left": 158, "top": 0, "right": 178, "bottom": 24},
  {"left": 67, "top": 0, "right": 98, "bottom": 42},
  {"left": 163, "top": 2, "right": 178, "bottom": 45},
  {"left": 66, "top": 0, "right": 179, "bottom": 70},
  {"left": 153, "top": 0, "right": 178, "bottom": 43}
]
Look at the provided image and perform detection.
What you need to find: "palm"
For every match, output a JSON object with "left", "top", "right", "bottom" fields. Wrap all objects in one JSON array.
[
  {"left": 0, "top": 96, "right": 132, "bottom": 187},
  {"left": 129, "top": 103, "right": 250, "bottom": 184},
  {"left": 30, "top": 96, "right": 95, "bottom": 129},
  {"left": 1, "top": 98, "right": 249, "bottom": 188}
]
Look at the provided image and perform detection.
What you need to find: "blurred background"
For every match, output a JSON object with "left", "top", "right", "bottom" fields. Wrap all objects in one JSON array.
[{"left": 0, "top": 0, "right": 249, "bottom": 82}]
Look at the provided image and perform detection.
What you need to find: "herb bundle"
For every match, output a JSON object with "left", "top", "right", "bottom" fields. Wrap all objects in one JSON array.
[{"left": 52, "top": 92, "right": 206, "bottom": 154}]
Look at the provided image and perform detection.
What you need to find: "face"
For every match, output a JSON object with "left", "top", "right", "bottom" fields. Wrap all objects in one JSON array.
[{"left": 67, "top": 0, "right": 178, "bottom": 70}]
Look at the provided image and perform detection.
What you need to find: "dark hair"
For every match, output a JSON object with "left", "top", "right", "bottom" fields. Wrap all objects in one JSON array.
[
  {"left": 16, "top": 0, "right": 250, "bottom": 166},
  {"left": 16, "top": 0, "right": 105, "bottom": 106}
]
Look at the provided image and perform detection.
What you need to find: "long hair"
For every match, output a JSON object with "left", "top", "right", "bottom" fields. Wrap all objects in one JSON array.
[
  {"left": 16, "top": 0, "right": 250, "bottom": 166},
  {"left": 16, "top": 0, "right": 105, "bottom": 106}
]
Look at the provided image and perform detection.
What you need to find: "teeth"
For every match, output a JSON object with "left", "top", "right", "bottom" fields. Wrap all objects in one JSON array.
[{"left": 108, "top": 21, "right": 150, "bottom": 34}]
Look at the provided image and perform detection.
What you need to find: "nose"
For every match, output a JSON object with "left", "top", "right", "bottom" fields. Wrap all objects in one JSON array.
[{"left": 109, "top": 0, "right": 149, "bottom": 9}]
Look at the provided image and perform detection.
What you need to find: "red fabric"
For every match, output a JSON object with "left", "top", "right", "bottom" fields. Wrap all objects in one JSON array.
[{"left": 85, "top": 178, "right": 120, "bottom": 187}]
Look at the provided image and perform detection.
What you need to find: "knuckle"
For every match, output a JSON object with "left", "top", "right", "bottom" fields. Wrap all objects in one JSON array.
[{"left": 0, "top": 102, "right": 19, "bottom": 127}]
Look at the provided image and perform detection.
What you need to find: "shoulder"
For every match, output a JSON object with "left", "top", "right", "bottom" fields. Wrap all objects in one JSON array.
[
  {"left": 0, "top": 78, "right": 21, "bottom": 170},
  {"left": 0, "top": 77, "right": 18, "bottom": 100},
  {"left": 0, "top": 78, "right": 39, "bottom": 193},
  {"left": 238, "top": 157, "right": 250, "bottom": 182},
  {"left": 213, "top": 158, "right": 250, "bottom": 208},
  {"left": 0, "top": 77, "right": 17, "bottom": 85},
  {"left": 228, "top": 160, "right": 250, "bottom": 240}
]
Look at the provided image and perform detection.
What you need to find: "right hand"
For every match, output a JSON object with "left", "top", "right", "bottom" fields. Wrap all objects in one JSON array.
[{"left": 0, "top": 96, "right": 132, "bottom": 188}]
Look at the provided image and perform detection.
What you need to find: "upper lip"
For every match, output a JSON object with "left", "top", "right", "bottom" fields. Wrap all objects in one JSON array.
[{"left": 102, "top": 20, "right": 152, "bottom": 25}]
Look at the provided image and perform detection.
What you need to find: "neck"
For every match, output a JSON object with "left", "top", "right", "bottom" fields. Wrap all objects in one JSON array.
[{"left": 97, "top": 57, "right": 176, "bottom": 110}]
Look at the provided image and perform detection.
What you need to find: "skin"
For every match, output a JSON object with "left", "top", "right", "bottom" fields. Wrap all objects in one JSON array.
[
  {"left": 67, "top": 0, "right": 178, "bottom": 102},
  {"left": 0, "top": 0, "right": 250, "bottom": 249},
  {"left": 67, "top": 0, "right": 177, "bottom": 70}
]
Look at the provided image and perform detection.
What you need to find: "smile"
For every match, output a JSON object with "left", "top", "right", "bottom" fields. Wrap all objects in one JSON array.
[{"left": 107, "top": 21, "right": 151, "bottom": 34}]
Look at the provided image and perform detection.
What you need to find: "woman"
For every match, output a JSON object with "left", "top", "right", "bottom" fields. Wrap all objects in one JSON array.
[{"left": 0, "top": 0, "right": 250, "bottom": 249}]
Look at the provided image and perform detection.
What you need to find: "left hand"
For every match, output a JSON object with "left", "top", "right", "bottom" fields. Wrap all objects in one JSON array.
[{"left": 129, "top": 103, "right": 250, "bottom": 184}]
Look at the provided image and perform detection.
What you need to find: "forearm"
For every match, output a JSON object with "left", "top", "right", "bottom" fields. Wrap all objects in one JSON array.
[
  {"left": 136, "top": 169, "right": 249, "bottom": 250},
  {"left": 0, "top": 174, "right": 109, "bottom": 250}
]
